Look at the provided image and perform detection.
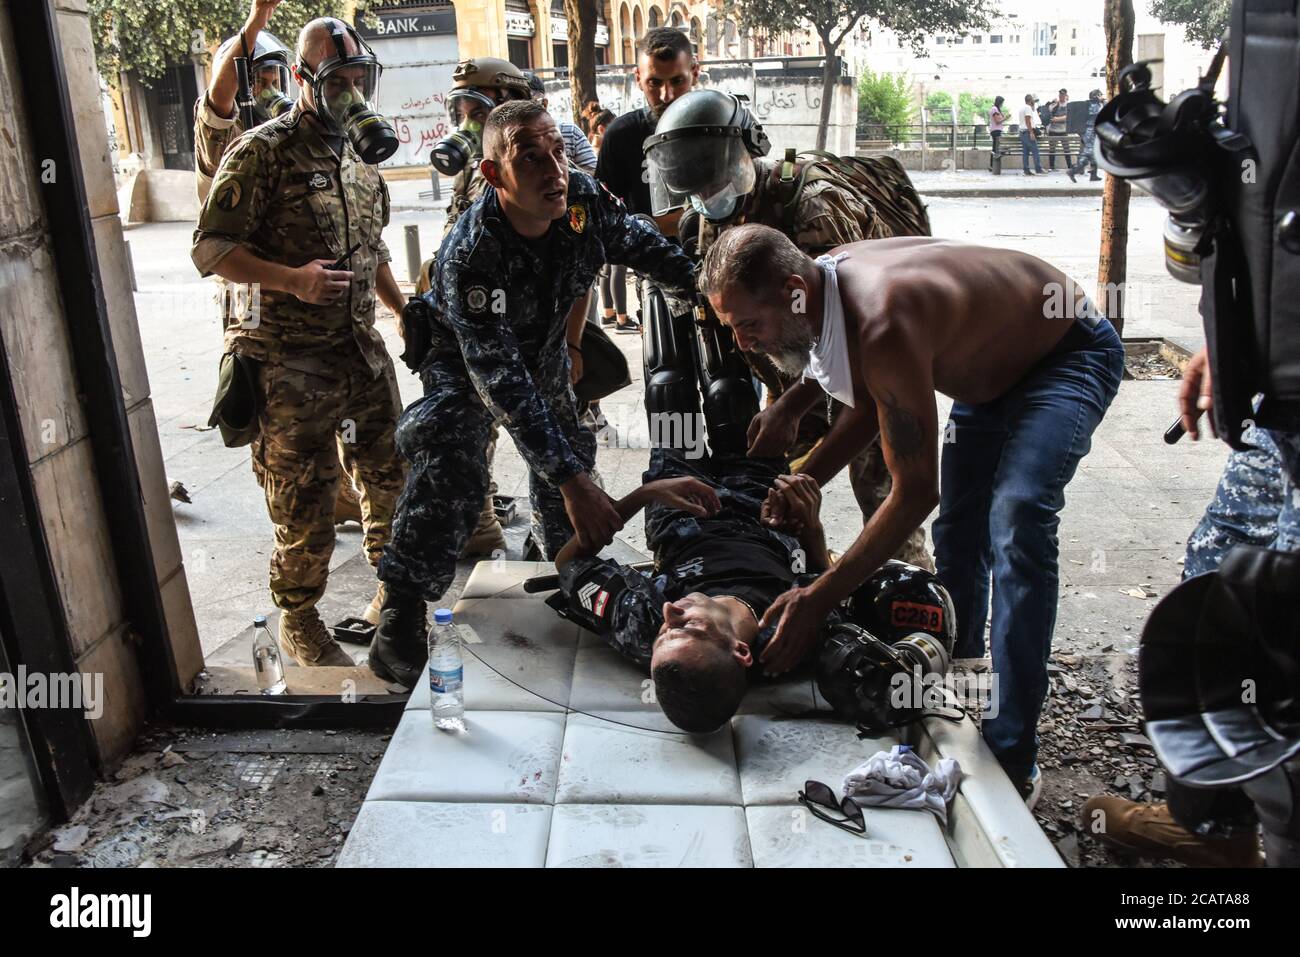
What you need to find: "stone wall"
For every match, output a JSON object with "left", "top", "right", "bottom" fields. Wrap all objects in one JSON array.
[{"left": 543, "top": 64, "right": 857, "bottom": 158}]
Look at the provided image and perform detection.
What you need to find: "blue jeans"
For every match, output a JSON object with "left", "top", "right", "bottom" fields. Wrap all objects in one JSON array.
[
  {"left": 1020, "top": 130, "right": 1043, "bottom": 172},
  {"left": 932, "top": 318, "right": 1124, "bottom": 782}
]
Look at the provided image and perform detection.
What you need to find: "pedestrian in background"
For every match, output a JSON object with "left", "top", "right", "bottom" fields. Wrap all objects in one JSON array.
[
  {"left": 1047, "top": 88, "right": 1073, "bottom": 171},
  {"left": 1067, "top": 89, "right": 1103, "bottom": 183},
  {"left": 988, "top": 95, "right": 1006, "bottom": 171},
  {"left": 1018, "top": 93, "right": 1044, "bottom": 175}
]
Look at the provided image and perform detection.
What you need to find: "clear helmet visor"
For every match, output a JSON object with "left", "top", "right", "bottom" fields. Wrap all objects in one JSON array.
[
  {"left": 316, "top": 61, "right": 382, "bottom": 128},
  {"left": 251, "top": 62, "right": 293, "bottom": 121},
  {"left": 647, "top": 135, "right": 755, "bottom": 219}
]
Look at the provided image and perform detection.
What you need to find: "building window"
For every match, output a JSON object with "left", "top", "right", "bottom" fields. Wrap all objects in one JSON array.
[
  {"left": 953, "top": 36, "right": 963, "bottom": 44},
  {"left": 1072, "top": 28, "right": 1077, "bottom": 38},
  {"left": 990, "top": 34, "right": 1003, "bottom": 43},
  {"left": 1070, "top": 46, "right": 1076, "bottom": 56},
  {"left": 508, "top": 37, "right": 532, "bottom": 69},
  {"left": 552, "top": 41, "right": 568, "bottom": 68},
  {"left": 973, "top": 35, "right": 982, "bottom": 44}
]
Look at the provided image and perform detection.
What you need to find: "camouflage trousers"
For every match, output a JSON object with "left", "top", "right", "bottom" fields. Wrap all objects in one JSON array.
[
  {"left": 379, "top": 356, "right": 596, "bottom": 601},
  {"left": 788, "top": 413, "right": 934, "bottom": 571},
  {"left": 1183, "top": 427, "right": 1300, "bottom": 578},
  {"left": 251, "top": 350, "right": 404, "bottom": 614}
]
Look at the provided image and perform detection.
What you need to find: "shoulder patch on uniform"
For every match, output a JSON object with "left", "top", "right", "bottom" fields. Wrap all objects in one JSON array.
[
  {"left": 465, "top": 285, "right": 489, "bottom": 313},
  {"left": 308, "top": 171, "right": 330, "bottom": 190},
  {"left": 566, "top": 204, "right": 587, "bottom": 234},
  {"left": 214, "top": 179, "right": 243, "bottom": 211}
]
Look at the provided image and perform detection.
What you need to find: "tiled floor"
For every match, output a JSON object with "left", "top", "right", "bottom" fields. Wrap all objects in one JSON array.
[{"left": 338, "top": 563, "right": 1063, "bottom": 868}]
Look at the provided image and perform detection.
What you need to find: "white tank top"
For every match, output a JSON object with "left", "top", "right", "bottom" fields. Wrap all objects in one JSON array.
[{"left": 804, "top": 253, "right": 855, "bottom": 408}]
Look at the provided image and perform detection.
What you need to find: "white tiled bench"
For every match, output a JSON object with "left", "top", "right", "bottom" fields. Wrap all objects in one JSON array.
[{"left": 338, "top": 562, "right": 1062, "bottom": 868}]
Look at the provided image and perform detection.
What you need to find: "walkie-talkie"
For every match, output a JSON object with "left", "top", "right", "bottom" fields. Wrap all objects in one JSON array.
[{"left": 329, "top": 242, "right": 362, "bottom": 271}]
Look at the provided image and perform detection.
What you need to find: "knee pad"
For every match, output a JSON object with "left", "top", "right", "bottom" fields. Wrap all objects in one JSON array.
[
  {"left": 642, "top": 281, "right": 702, "bottom": 427},
  {"left": 692, "top": 319, "right": 759, "bottom": 457}
]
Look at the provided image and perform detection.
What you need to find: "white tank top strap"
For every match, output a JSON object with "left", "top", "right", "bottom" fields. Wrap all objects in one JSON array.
[{"left": 804, "top": 253, "right": 855, "bottom": 408}]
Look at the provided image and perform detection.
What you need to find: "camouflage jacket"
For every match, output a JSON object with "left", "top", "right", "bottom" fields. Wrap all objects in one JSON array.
[
  {"left": 191, "top": 104, "right": 394, "bottom": 377},
  {"left": 700, "top": 155, "right": 886, "bottom": 261},
  {"left": 429, "top": 170, "right": 696, "bottom": 486},
  {"left": 193, "top": 93, "right": 243, "bottom": 204}
]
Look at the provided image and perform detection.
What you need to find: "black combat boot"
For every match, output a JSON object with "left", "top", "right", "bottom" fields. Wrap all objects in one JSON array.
[{"left": 367, "top": 582, "right": 428, "bottom": 689}]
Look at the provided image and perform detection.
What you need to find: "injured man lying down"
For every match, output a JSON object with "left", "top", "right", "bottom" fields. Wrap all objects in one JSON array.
[
  {"left": 546, "top": 296, "right": 958, "bottom": 735},
  {"left": 552, "top": 448, "right": 958, "bottom": 734}
]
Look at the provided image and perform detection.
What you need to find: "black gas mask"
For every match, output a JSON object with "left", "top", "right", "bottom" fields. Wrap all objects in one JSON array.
[
  {"left": 1094, "top": 54, "right": 1253, "bottom": 284},
  {"left": 296, "top": 22, "right": 398, "bottom": 164},
  {"left": 225, "top": 30, "right": 293, "bottom": 129},
  {"left": 431, "top": 88, "right": 495, "bottom": 176}
]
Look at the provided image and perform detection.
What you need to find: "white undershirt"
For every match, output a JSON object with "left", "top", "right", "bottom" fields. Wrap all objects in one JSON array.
[{"left": 804, "top": 253, "right": 855, "bottom": 408}]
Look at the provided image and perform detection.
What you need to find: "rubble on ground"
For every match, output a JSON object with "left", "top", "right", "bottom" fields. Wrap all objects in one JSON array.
[{"left": 23, "top": 726, "right": 390, "bottom": 869}]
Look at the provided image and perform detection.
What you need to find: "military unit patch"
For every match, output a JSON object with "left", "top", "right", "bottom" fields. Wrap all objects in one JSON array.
[
  {"left": 465, "top": 286, "right": 489, "bottom": 313},
  {"left": 566, "top": 204, "right": 587, "bottom": 235},
  {"left": 215, "top": 180, "right": 242, "bottom": 211},
  {"left": 308, "top": 172, "right": 330, "bottom": 190}
]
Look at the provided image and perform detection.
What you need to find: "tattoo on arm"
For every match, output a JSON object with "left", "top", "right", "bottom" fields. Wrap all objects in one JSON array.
[{"left": 881, "top": 389, "right": 926, "bottom": 462}]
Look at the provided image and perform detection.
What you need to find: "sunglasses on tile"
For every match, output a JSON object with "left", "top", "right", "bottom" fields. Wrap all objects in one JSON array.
[{"left": 798, "top": 779, "right": 866, "bottom": 836}]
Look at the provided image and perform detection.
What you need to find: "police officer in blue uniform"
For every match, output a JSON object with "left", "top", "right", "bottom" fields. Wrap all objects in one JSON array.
[{"left": 371, "top": 99, "right": 699, "bottom": 687}]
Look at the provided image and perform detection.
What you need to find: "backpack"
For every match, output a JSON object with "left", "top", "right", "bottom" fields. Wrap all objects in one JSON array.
[{"left": 759, "top": 148, "right": 932, "bottom": 241}]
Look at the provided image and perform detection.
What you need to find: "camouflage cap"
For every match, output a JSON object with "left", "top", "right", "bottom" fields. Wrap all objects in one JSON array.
[{"left": 450, "top": 57, "right": 531, "bottom": 101}]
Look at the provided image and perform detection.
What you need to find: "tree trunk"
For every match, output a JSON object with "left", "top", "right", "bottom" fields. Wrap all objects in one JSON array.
[
  {"left": 1098, "top": 0, "right": 1135, "bottom": 339},
  {"left": 563, "top": 0, "right": 600, "bottom": 134},
  {"left": 816, "top": 29, "right": 837, "bottom": 151}
]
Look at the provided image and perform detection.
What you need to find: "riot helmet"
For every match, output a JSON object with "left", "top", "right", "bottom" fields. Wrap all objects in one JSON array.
[
  {"left": 220, "top": 29, "right": 293, "bottom": 123},
  {"left": 842, "top": 559, "right": 957, "bottom": 655},
  {"left": 432, "top": 57, "right": 532, "bottom": 175},
  {"left": 295, "top": 20, "right": 398, "bottom": 164},
  {"left": 643, "top": 88, "right": 770, "bottom": 220}
]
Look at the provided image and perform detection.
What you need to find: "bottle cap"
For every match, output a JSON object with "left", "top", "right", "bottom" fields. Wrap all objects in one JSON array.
[
  {"left": 434, "top": 608, "right": 453, "bottom": 624},
  {"left": 253, "top": 614, "right": 267, "bottom": 626}
]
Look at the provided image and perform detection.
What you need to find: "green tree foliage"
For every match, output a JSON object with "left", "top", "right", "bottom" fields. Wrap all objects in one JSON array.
[
  {"left": 1148, "top": 0, "right": 1230, "bottom": 48},
  {"left": 88, "top": 0, "right": 357, "bottom": 84},
  {"left": 857, "top": 69, "right": 913, "bottom": 127},
  {"left": 957, "top": 92, "right": 993, "bottom": 125},
  {"left": 924, "top": 90, "right": 952, "bottom": 114}
]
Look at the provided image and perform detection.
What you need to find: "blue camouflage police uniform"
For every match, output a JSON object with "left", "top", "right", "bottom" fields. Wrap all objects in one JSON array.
[
  {"left": 1183, "top": 426, "right": 1300, "bottom": 577},
  {"left": 379, "top": 171, "right": 698, "bottom": 600}
]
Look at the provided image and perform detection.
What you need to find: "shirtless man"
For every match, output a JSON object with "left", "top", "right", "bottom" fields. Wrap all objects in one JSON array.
[{"left": 699, "top": 224, "right": 1125, "bottom": 801}]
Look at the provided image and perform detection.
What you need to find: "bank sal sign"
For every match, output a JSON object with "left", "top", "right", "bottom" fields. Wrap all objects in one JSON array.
[
  {"left": 50, "top": 888, "right": 151, "bottom": 937},
  {"left": 358, "top": 11, "right": 456, "bottom": 38}
]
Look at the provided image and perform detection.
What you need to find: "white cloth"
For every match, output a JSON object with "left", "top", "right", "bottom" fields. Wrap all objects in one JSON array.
[
  {"left": 1018, "top": 105, "right": 1038, "bottom": 131},
  {"left": 842, "top": 745, "right": 963, "bottom": 826},
  {"left": 804, "top": 252, "right": 855, "bottom": 408}
]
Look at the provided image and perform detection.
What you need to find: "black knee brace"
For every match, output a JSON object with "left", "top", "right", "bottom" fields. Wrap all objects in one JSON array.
[
  {"left": 691, "top": 313, "right": 759, "bottom": 456},
  {"left": 642, "top": 281, "right": 702, "bottom": 430}
]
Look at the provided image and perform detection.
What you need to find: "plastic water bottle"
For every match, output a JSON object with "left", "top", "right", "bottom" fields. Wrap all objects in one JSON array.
[
  {"left": 428, "top": 608, "right": 464, "bottom": 729},
  {"left": 252, "top": 615, "right": 286, "bottom": 695}
]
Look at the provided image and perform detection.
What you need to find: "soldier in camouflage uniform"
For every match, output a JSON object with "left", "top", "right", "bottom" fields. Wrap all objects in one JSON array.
[
  {"left": 370, "top": 100, "right": 698, "bottom": 688},
  {"left": 193, "top": 4, "right": 367, "bottom": 529},
  {"left": 645, "top": 89, "right": 933, "bottom": 569},
  {"left": 192, "top": 18, "right": 408, "bottom": 666}
]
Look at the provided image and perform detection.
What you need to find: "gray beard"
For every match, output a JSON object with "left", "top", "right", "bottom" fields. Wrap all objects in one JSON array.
[
  {"left": 770, "top": 347, "right": 810, "bottom": 378},
  {"left": 767, "top": 316, "right": 814, "bottom": 378}
]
